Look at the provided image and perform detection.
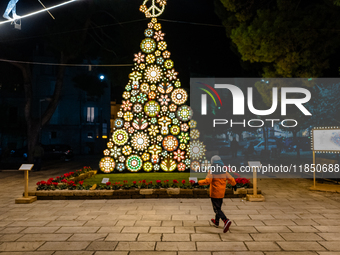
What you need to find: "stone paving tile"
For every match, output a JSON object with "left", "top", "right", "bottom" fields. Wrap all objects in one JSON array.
[
  {"left": 115, "top": 220, "right": 136, "bottom": 226},
  {"left": 183, "top": 220, "right": 210, "bottom": 227},
  {"left": 319, "top": 242, "right": 340, "bottom": 251},
  {"left": 138, "top": 233, "right": 162, "bottom": 241},
  {"left": 7, "top": 221, "right": 50, "bottom": 227},
  {"left": 17, "top": 233, "right": 71, "bottom": 241},
  {"left": 121, "top": 226, "right": 150, "bottom": 233},
  {"left": 162, "top": 220, "right": 183, "bottom": 226},
  {"left": 178, "top": 252, "right": 211, "bottom": 255},
  {"left": 130, "top": 252, "right": 176, "bottom": 255},
  {"left": 105, "top": 233, "right": 137, "bottom": 241},
  {"left": 245, "top": 242, "right": 281, "bottom": 251},
  {"left": 86, "top": 241, "right": 118, "bottom": 251},
  {"left": 126, "top": 210, "right": 156, "bottom": 215},
  {"left": 288, "top": 226, "right": 320, "bottom": 232},
  {"left": 313, "top": 226, "right": 340, "bottom": 232},
  {"left": 191, "top": 233, "right": 221, "bottom": 241},
  {"left": 250, "top": 233, "right": 284, "bottom": 241},
  {"left": 175, "top": 227, "right": 196, "bottom": 233},
  {"left": 95, "top": 252, "right": 128, "bottom": 255},
  {"left": 97, "top": 227, "right": 123, "bottom": 233},
  {"left": 0, "top": 242, "right": 45, "bottom": 252},
  {"left": 54, "top": 252, "right": 94, "bottom": 255},
  {"left": 234, "top": 220, "right": 265, "bottom": 226},
  {"left": 228, "top": 226, "right": 259, "bottom": 234},
  {"left": 142, "top": 215, "right": 172, "bottom": 221},
  {"left": 265, "top": 252, "right": 318, "bottom": 255},
  {"left": 0, "top": 252, "right": 54, "bottom": 255},
  {"left": 162, "top": 233, "right": 190, "bottom": 241},
  {"left": 318, "top": 252, "right": 340, "bottom": 255},
  {"left": 150, "top": 227, "right": 174, "bottom": 233},
  {"left": 277, "top": 241, "right": 326, "bottom": 251},
  {"left": 56, "top": 226, "right": 99, "bottom": 233},
  {"left": 280, "top": 232, "right": 323, "bottom": 241},
  {"left": 213, "top": 252, "right": 264, "bottom": 255},
  {"left": 85, "top": 220, "right": 118, "bottom": 227},
  {"left": 249, "top": 214, "right": 275, "bottom": 220},
  {"left": 197, "top": 242, "right": 247, "bottom": 251},
  {"left": 38, "top": 241, "right": 90, "bottom": 251},
  {"left": 156, "top": 241, "right": 196, "bottom": 251},
  {"left": 135, "top": 221, "right": 161, "bottom": 227},
  {"left": 0, "top": 234, "right": 23, "bottom": 241},
  {"left": 172, "top": 215, "right": 197, "bottom": 221},
  {"left": 220, "top": 233, "right": 253, "bottom": 242},
  {"left": 254, "top": 226, "right": 292, "bottom": 233},
  {"left": 69, "top": 233, "right": 108, "bottom": 241},
  {"left": 317, "top": 233, "right": 340, "bottom": 241},
  {"left": 262, "top": 220, "right": 297, "bottom": 226},
  {"left": 116, "top": 241, "right": 155, "bottom": 250},
  {"left": 45, "top": 220, "right": 86, "bottom": 227},
  {"left": 21, "top": 227, "right": 60, "bottom": 234}
]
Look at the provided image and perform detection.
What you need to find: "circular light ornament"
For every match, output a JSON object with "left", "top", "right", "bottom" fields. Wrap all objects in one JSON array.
[
  {"left": 126, "top": 155, "right": 143, "bottom": 172},
  {"left": 103, "top": 149, "right": 110, "bottom": 156},
  {"left": 140, "top": 83, "right": 150, "bottom": 93},
  {"left": 169, "top": 103, "right": 177, "bottom": 112},
  {"left": 154, "top": 164, "right": 160, "bottom": 171},
  {"left": 189, "top": 140, "right": 206, "bottom": 160},
  {"left": 190, "top": 160, "right": 200, "bottom": 172},
  {"left": 162, "top": 135, "right": 178, "bottom": 152},
  {"left": 122, "top": 145, "right": 132, "bottom": 156},
  {"left": 170, "top": 125, "right": 180, "bottom": 135},
  {"left": 133, "top": 103, "right": 143, "bottom": 113},
  {"left": 144, "top": 101, "right": 160, "bottom": 117},
  {"left": 114, "top": 118, "right": 124, "bottom": 128},
  {"left": 148, "top": 91, "right": 157, "bottom": 100},
  {"left": 100, "top": 157, "right": 115, "bottom": 173},
  {"left": 173, "top": 149, "right": 185, "bottom": 162},
  {"left": 141, "top": 38, "right": 156, "bottom": 54},
  {"left": 158, "top": 41, "right": 167, "bottom": 51},
  {"left": 181, "top": 123, "right": 189, "bottom": 132},
  {"left": 132, "top": 132, "right": 150, "bottom": 151},
  {"left": 145, "top": 65, "right": 162, "bottom": 83},
  {"left": 164, "top": 59, "right": 174, "bottom": 69},
  {"left": 123, "top": 111, "right": 133, "bottom": 122},
  {"left": 142, "top": 152, "right": 150, "bottom": 161},
  {"left": 171, "top": 88, "right": 188, "bottom": 105},
  {"left": 178, "top": 162, "right": 186, "bottom": 171},
  {"left": 117, "top": 163, "right": 125, "bottom": 172},
  {"left": 190, "top": 129, "right": 200, "bottom": 139},
  {"left": 179, "top": 132, "right": 190, "bottom": 144},
  {"left": 177, "top": 105, "right": 193, "bottom": 121},
  {"left": 189, "top": 120, "right": 197, "bottom": 129},
  {"left": 143, "top": 162, "right": 153, "bottom": 172},
  {"left": 110, "top": 145, "right": 122, "bottom": 158},
  {"left": 107, "top": 141, "right": 114, "bottom": 149},
  {"left": 113, "top": 130, "right": 129, "bottom": 145},
  {"left": 145, "top": 28, "right": 154, "bottom": 37}
]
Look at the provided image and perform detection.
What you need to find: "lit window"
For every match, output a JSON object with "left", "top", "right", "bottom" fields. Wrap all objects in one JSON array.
[{"left": 87, "top": 107, "right": 95, "bottom": 122}]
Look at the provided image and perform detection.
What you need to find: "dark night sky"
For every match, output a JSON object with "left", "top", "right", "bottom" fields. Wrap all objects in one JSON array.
[{"left": 0, "top": 0, "right": 254, "bottom": 100}]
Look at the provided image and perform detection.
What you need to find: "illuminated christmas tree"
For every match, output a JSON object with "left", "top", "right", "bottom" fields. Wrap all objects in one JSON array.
[{"left": 99, "top": 0, "right": 206, "bottom": 173}]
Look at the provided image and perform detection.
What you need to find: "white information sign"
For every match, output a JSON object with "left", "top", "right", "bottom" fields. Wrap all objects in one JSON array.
[
  {"left": 19, "top": 164, "right": 34, "bottom": 171},
  {"left": 248, "top": 161, "right": 262, "bottom": 169},
  {"left": 313, "top": 129, "right": 340, "bottom": 152},
  {"left": 101, "top": 178, "right": 110, "bottom": 184},
  {"left": 189, "top": 177, "right": 198, "bottom": 183}
]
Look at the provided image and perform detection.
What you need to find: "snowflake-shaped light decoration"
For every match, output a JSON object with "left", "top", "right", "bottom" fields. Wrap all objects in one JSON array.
[
  {"left": 112, "top": 130, "right": 129, "bottom": 146},
  {"left": 122, "top": 100, "right": 132, "bottom": 111},
  {"left": 134, "top": 52, "right": 145, "bottom": 64},
  {"left": 133, "top": 103, "right": 143, "bottom": 113},
  {"left": 145, "top": 65, "right": 162, "bottom": 82},
  {"left": 126, "top": 155, "right": 143, "bottom": 172},
  {"left": 166, "top": 69, "right": 178, "bottom": 81},
  {"left": 162, "top": 135, "right": 179, "bottom": 152},
  {"left": 154, "top": 30, "right": 165, "bottom": 41},
  {"left": 100, "top": 157, "right": 115, "bottom": 173},
  {"left": 141, "top": 38, "right": 156, "bottom": 54},
  {"left": 119, "top": 156, "right": 125, "bottom": 162},
  {"left": 132, "top": 132, "right": 150, "bottom": 151},
  {"left": 144, "top": 100, "right": 160, "bottom": 117},
  {"left": 178, "top": 132, "right": 190, "bottom": 144},
  {"left": 158, "top": 41, "right": 167, "bottom": 51},
  {"left": 140, "top": 83, "right": 149, "bottom": 93},
  {"left": 190, "top": 129, "right": 200, "bottom": 139},
  {"left": 177, "top": 105, "right": 193, "bottom": 122},
  {"left": 146, "top": 54, "right": 155, "bottom": 64},
  {"left": 110, "top": 146, "right": 121, "bottom": 158},
  {"left": 159, "top": 94, "right": 170, "bottom": 106},
  {"left": 171, "top": 88, "right": 188, "bottom": 105},
  {"left": 189, "top": 140, "right": 206, "bottom": 161},
  {"left": 148, "top": 125, "right": 159, "bottom": 136}
]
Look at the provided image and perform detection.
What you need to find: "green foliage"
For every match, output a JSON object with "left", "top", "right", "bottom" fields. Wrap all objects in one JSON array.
[{"left": 216, "top": 0, "right": 340, "bottom": 77}]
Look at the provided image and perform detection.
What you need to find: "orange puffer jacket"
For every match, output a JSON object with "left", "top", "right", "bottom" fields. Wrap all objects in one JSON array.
[{"left": 198, "top": 171, "right": 236, "bottom": 198}]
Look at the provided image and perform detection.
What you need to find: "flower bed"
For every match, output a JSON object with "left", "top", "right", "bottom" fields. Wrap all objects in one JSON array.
[{"left": 31, "top": 171, "right": 260, "bottom": 200}]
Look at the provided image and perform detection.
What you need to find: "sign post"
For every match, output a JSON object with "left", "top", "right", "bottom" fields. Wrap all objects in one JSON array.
[
  {"left": 15, "top": 164, "right": 37, "bottom": 204},
  {"left": 311, "top": 127, "right": 340, "bottom": 189},
  {"left": 246, "top": 161, "right": 265, "bottom": 202}
]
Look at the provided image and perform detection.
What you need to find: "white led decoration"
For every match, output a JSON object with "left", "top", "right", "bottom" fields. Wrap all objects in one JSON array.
[{"left": 140, "top": 0, "right": 166, "bottom": 18}]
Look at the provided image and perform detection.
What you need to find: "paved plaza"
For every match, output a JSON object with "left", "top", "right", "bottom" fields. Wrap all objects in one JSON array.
[{"left": 1, "top": 169, "right": 340, "bottom": 255}]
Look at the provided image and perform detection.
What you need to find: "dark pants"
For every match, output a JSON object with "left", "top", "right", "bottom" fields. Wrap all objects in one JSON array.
[
  {"left": 34, "top": 157, "right": 42, "bottom": 171},
  {"left": 211, "top": 198, "right": 227, "bottom": 222}
]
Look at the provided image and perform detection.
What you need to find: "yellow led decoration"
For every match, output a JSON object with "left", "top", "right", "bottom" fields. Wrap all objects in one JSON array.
[
  {"left": 122, "top": 91, "right": 131, "bottom": 100},
  {"left": 146, "top": 54, "right": 155, "bottom": 63},
  {"left": 148, "top": 125, "right": 159, "bottom": 136},
  {"left": 154, "top": 23, "right": 162, "bottom": 30},
  {"left": 100, "top": 157, "right": 115, "bottom": 173},
  {"left": 158, "top": 41, "right": 167, "bottom": 51},
  {"left": 166, "top": 68, "right": 178, "bottom": 81},
  {"left": 132, "top": 132, "right": 150, "bottom": 151},
  {"left": 171, "top": 88, "right": 188, "bottom": 105},
  {"left": 143, "top": 162, "right": 153, "bottom": 172},
  {"left": 103, "top": 149, "right": 110, "bottom": 156},
  {"left": 170, "top": 125, "right": 180, "bottom": 135},
  {"left": 145, "top": 65, "right": 163, "bottom": 83},
  {"left": 164, "top": 59, "right": 174, "bottom": 69},
  {"left": 122, "top": 145, "right": 132, "bottom": 156},
  {"left": 190, "top": 129, "right": 200, "bottom": 139},
  {"left": 155, "top": 50, "right": 161, "bottom": 57},
  {"left": 107, "top": 141, "right": 114, "bottom": 149},
  {"left": 160, "top": 157, "right": 176, "bottom": 172},
  {"left": 189, "top": 120, "right": 197, "bottom": 128},
  {"left": 123, "top": 111, "right": 133, "bottom": 122},
  {"left": 163, "top": 50, "right": 171, "bottom": 58},
  {"left": 142, "top": 152, "right": 150, "bottom": 161}
]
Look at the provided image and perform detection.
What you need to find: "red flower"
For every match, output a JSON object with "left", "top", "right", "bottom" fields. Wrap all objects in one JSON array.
[
  {"left": 139, "top": 181, "right": 142, "bottom": 183},
  {"left": 133, "top": 181, "right": 137, "bottom": 184},
  {"left": 173, "top": 180, "right": 178, "bottom": 184},
  {"left": 73, "top": 184, "right": 76, "bottom": 187},
  {"left": 189, "top": 180, "right": 195, "bottom": 185},
  {"left": 52, "top": 182, "right": 58, "bottom": 186},
  {"left": 120, "top": 184, "right": 123, "bottom": 186},
  {"left": 156, "top": 180, "right": 161, "bottom": 184},
  {"left": 106, "top": 182, "right": 111, "bottom": 186},
  {"left": 181, "top": 180, "right": 186, "bottom": 184},
  {"left": 36, "top": 181, "right": 41, "bottom": 185},
  {"left": 142, "top": 180, "right": 146, "bottom": 184},
  {"left": 79, "top": 181, "right": 84, "bottom": 185},
  {"left": 149, "top": 181, "right": 153, "bottom": 184},
  {"left": 61, "top": 179, "right": 67, "bottom": 183},
  {"left": 166, "top": 180, "right": 169, "bottom": 182}
]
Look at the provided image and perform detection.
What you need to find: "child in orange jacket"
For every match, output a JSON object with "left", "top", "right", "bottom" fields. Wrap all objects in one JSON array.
[{"left": 198, "top": 155, "right": 237, "bottom": 233}]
